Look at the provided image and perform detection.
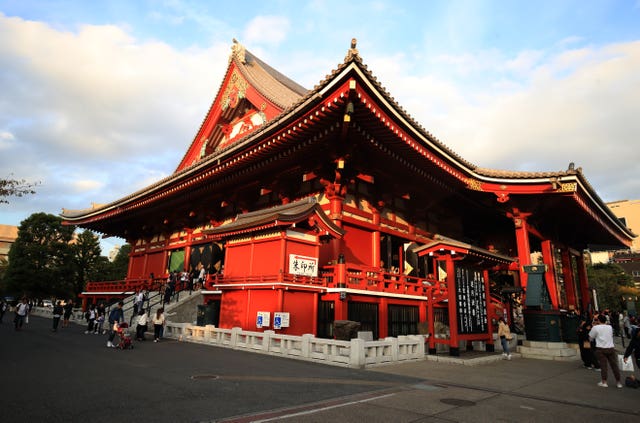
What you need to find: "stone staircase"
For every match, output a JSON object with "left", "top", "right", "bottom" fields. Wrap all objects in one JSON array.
[{"left": 516, "top": 340, "right": 579, "bottom": 361}]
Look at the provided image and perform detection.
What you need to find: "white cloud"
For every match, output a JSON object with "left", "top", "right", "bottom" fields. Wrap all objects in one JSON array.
[
  {"left": 0, "top": 13, "right": 229, "bottom": 221},
  {"left": 243, "top": 15, "right": 289, "bottom": 46}
]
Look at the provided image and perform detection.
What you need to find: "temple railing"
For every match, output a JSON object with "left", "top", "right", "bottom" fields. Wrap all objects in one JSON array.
[{"left": 84, "top": 264, "right": 446, "bottom": 299}]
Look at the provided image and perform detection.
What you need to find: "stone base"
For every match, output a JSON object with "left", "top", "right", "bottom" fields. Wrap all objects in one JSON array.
[{"left": 516, "top": 340, "right": 579, "bottom": 361}]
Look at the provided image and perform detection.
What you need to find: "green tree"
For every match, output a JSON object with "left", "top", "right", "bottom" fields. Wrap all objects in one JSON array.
[
  {"left": 110, "top": 244, "right": 131, "bottom": 280},
  {"left": 71, "top": 230, "right": 102, "bottom": 297},
  {"left": 0, "top": 176, "right": 39, "bottom": 204},
  {"left": 587, "top": 263, "right": 634, "bottom": 311},
  {"left": 3, "top": 213, "right": 75, "bottom": 298}
]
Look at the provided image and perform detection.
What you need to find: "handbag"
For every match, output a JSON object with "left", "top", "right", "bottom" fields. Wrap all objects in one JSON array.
[{"left": 619, "top": 354, "right": 635, "bottom": 372}]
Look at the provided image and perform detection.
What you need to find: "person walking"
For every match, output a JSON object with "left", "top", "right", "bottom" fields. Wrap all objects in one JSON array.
[
  {"left": 62, "top": 300, "right": 74, "bottom": 328},
  {"left": 623, "top": 325, "right": 640, "bottom": 379},
  {"left": 498, "top": 317, "right": 512, "bottom": 360},
  {"left": 577, "top": 318, "right": 599, "bottom": 370},
  {"left": 589, "top": 314, "right": 623, "bottom": 388},
  {"left": 0, "top": 299, "right": 7, "bottom": 323},
  {"left": 94, "top": 302, "right": 106, "bottom": 334},
  {"left": 52, "top": 301, "right": 63, "bottom": 332},
  {"left": 106, "top": 301, "right": 124, "bottom": 348},
  {"left": 152, "top": 308, "right": 165, "bottom": 342},
  {"left": 84, "top": 304, "right": 96, "bottom": 334},
  {"left": 14, "top": 297, "right": 29, "bottom": 330},
  {"left": 135, "top": 309, "right": 148, "bottom": 341}
]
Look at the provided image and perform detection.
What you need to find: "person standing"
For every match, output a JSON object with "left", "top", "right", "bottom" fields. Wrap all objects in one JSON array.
[
  {"left": 14, "top": 297, "right": 29, "bottom": 330},
  {"left": 94, "top": 302, "right": 106, "bottom": 334},
  {"left": 106, "top": 301, "right": 124, "bottom": 348},
  {"left": 577, "top": 319, "right": 599, "bottom": 370},
  {"left": 623, "top": 326, "right": 640, "bottom": 378},
  {"left": 589, "top": 314, "right": 623, "bottom": 388},
  {"left": 152, "top": 308, "right": 165, "bottom": 342},
  {"left": 62, "top": 300, "right": 74, "bottom": 328},
  {"left": 52, "top": 301, "right": 63, "bottom": 332},
  {"left": 0, "top": 299, "right": 7, "bottom": 323},
  {"left": 135, "top": 309, "right": 148, "bottom": 341},
  {"left": 498, "top": 317, "right": 512, "bottom": 360},
  {"left": 84, "top": 304, "right": 96, "bottom": 334}
]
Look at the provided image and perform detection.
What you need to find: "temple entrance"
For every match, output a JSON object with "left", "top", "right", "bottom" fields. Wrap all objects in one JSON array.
[
  {"left": 317, "top": 300, "right": 335, "bottom": 339},
  {"left": 348, "top": 301, "right": 379, "bottom": 339},
  {"left": 388, "top": 304, "right": 419, "bottom": 337}
]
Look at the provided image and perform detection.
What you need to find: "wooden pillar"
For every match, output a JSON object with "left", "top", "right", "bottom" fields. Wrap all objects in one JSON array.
[
  {"left": 511, "top": 212, "right": 532, "bottom": 290},
  {"left": 483, "top": 269, "right": 495, "bottom": 352},
  {"left": 561, "top": 248, "right": 577, "bottom": 309},
  {"left": 445, "top": 257, "right": 459, "bottom": 356},
  {"left": 312, "top": 292, "right": 319, "bottom": 336},
  {"left": 427, "top": 291, "right": 436, "bottom": 354},
  {"left": 576, "top": 255, "right": 591, "bottom": 315},
  {"left": 184, "top": 230, "right": 193, "bottom": 272},
  {"left": 372, "top": 208, "right": 381, "bottom": 268},
  {"left": 379, "top": 297, "right": 388, "bottom": 339},
  {"left": 540, "top": 240, "right": 559, "bottom": 308}
]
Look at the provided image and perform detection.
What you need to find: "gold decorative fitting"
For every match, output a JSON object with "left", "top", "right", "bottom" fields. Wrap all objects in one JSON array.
[
  {"left": 230, "top": 39, "right": 246, "bottom": 63},
  {"left": 221, "top": 69, "right": 248, "bottom": 111},
  {"left": 466, "top": 178, "right": 483, "bottom": 191},
  {"left": 559, "top": 182, "right": 577, "bottom": 192}
]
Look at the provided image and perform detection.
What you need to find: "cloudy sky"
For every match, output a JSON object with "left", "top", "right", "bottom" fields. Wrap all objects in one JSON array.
[{"left": 1, "top": 0, "right": 639, "bottom": 254}]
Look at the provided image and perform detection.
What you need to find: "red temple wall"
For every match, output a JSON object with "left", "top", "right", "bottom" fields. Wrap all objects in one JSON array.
[
  {"left": 251, "top": 239, "right": 283, "bottom": 275},
  {"left": 341, "top": 224, "right": 373, "bottom": 266},
  {"left": 282, "top": 291, "right": 316, "bottom": 335},
  {"left": 145, "top": 252, "right": 165, "bottom": 279},
  {"left": 129, "top": 255, "right": 145, "bottom": 279}
]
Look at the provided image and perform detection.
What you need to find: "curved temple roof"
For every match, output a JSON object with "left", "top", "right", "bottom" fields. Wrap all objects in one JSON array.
[{"left": 61, "top": 39, "right": 635, "bottom": 248}]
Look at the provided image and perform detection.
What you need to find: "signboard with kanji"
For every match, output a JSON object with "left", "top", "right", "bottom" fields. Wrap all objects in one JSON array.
[
  {"left": 455, "top": 266, "right": 488, "bottom": 334},
  {"left": 288, "top": 254, "right": 318, "bottom": 277},
  {"left": 273, "top": 312, "right": 290, "bottom": 329},
  {"left": 256, "top": 311, "right": 270, "bottom": 328}
]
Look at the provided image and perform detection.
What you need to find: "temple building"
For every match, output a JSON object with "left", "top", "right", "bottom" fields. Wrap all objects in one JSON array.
[{"left": 61, "top": 40, "right": 634, "bottom": 354}]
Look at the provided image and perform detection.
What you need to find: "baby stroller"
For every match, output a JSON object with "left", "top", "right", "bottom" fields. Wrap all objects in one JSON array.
[{"left": 115, "top": 322, "right": 133, "bottom": 350}]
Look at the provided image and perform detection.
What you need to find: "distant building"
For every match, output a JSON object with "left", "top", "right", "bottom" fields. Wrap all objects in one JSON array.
[
  {"left": 608, "top": 199, "right": 640, "bottom": 252},
  {"left": 0, "top": 224, "right": 18, "bottom": 263},
  {"left": 108, "top": 245, "right": 121, "bottom": 262}
]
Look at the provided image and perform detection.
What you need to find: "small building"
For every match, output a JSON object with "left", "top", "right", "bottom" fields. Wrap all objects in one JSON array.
[
  {"left": 62, "top": 40, "right": 634, "bottom": 354},
  {"left": 0, "top": 224, "right": 18, "bottom": 263}
]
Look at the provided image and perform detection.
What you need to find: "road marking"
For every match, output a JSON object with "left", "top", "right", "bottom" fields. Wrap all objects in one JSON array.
[{"left": 251, "top": 393, "right": 397, "bottom": 422}]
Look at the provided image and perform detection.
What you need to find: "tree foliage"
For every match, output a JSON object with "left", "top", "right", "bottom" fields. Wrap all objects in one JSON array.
[
  {"left": 0, "top": 176, "right": 39, "bottom": 204},
  {"left": 3, "top": 213, "right": 75, "bottom": 298},
  {"left": 71, "top": 230, "right": 102, "bottom": 297},
  {"left": 587, "top": 263, "right": 634, "bottom": 312}
]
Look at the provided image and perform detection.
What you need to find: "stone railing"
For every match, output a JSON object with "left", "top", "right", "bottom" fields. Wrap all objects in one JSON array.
[{"left": 164, "top": 322, "right": 426, "bottom": 368}]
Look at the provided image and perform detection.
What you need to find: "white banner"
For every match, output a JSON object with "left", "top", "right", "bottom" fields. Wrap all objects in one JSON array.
[{"left": 288, "top": 254, "right": 318, "bottom": 277}]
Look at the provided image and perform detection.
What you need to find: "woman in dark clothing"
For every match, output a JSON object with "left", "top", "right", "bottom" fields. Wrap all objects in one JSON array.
[
  {"left": 52, "top": 301, "right": 64, "bottom": 332},
  {"left": 577, "top": 319, "right": 599, "bottom": 370},
  {"left": 623, "top": 327, "right": 640, "bottom": 377}
]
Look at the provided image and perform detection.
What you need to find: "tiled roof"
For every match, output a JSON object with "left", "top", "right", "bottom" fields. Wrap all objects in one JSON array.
[{"left": 205, "top": 197, "right": 345, "bottom": 237}]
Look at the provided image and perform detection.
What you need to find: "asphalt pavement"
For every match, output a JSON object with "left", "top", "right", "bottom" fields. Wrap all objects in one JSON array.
[{"left": 1, "top": 315, "right": 638, "bottom": 423}]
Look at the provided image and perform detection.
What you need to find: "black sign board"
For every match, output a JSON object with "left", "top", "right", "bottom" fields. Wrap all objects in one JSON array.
[{"left": 455, "top": 266, "right": 488, "bottom": 334}]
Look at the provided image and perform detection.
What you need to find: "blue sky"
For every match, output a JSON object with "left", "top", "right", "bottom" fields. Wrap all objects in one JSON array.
[{"left": 1, "top": 0, "right": 639, "bottom": 254}]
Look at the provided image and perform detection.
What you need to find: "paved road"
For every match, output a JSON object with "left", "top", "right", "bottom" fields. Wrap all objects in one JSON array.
[{"left": 2, "top": 316, "right": 639, "bottom": 422}]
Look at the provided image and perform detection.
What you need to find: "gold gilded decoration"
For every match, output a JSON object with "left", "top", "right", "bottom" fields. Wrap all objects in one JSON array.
[
  {"left": 466, "top": 178, "right": 483, "bottom": 191},
  {"left": 559, "top": 182, "right": 577, "bottom": 192},
  {"left": 230, "top": 39, "right": 246, "bottom": 63},
  {"left": 222, "top": 69, "right": 248, "bottom": 111}
]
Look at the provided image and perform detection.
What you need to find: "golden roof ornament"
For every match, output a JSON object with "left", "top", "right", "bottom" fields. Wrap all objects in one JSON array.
[
  {"left": 345, "top": 38, "right": 359, "bottom": 60},
  {"left": 231, "top": 38, "right": 246, "bottom": 64}
]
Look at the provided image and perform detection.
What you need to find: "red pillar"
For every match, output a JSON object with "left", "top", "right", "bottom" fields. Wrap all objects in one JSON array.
[
  {"left": 511, "top": 211, "right": 532, "bottom": 291},
  {"left": 379, "top": 297, "right": 388, "bottom": 338},
  {"left": 540, "top": 240, "right": 559, "bottom": 309},
  {"left": 483, "top": 269, "right": 495, "bottom": 351},
  {"left": 576, "top": 255, "right": 591, "bottom": 315},
  {"left": 372, "top": 208, "right": 381, "bottom": 268},
  {"left": 445, "top": 257, "right": 459, "bottom": 356},
  {"left": 427, "top": 291, "right": 436, "bottom": 354},
  {"left": 561, "top": 249, "right": 577, "bottom": 309}
]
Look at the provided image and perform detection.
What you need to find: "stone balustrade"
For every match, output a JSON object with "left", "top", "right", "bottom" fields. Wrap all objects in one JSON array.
[{"left": 164, "top": 322, "right": 426, "bottom": 368}]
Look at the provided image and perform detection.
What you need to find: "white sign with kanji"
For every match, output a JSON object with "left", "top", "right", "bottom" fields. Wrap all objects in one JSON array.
[
  {"left": 273, "top": 312, "right": 290, "bottom": 329},
  {"left": 256, "top": 311, "right": 270, "bottom": 328},
  {"left": 288, "top": 254, "right": 318, "bottom": 277}
]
